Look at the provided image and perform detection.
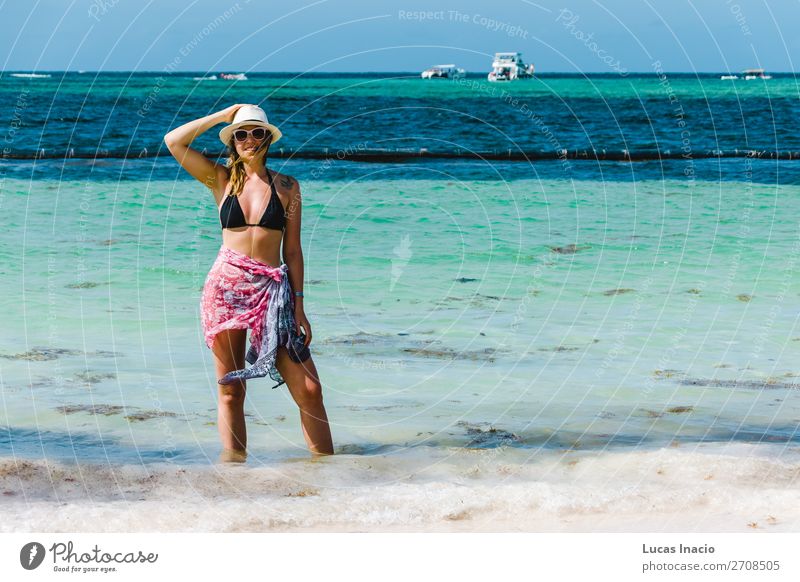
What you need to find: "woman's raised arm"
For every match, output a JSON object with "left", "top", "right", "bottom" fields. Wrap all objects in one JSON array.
[{"left": 164, "top": 104, "right": 246, "bottom": 194}]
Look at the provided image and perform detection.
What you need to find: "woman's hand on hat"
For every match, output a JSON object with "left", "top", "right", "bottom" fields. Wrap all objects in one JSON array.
[{"left": 220, "top": 103, "right": 249, "bottom": 124}]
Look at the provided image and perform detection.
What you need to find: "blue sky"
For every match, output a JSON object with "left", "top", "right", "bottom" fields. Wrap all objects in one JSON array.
[{"left": 1, "top": 0, "right": 796, "bottom": 72}]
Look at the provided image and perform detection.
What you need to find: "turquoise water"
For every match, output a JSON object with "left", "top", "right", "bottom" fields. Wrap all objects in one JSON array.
[{"left": 2, "top": 173, "right": 799, "bottom": 465}]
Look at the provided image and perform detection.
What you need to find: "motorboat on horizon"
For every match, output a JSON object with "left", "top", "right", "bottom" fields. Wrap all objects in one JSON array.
[
  {"left": 487, "top": 52, "right": 534, "bottom": 82},
  {"left": 743, "top": 68, "right": 771, "bottom": 80},
  {"left": 10, "top": 72, "right": 51, "bottom": 78},
  {"left": 421, "top": 64, "right": 465, "bottom": 79}
]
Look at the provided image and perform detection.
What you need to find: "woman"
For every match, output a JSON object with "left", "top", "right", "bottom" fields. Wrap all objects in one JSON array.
[{"left": 164, "top": 103, "right": 334, "bottom": 461}]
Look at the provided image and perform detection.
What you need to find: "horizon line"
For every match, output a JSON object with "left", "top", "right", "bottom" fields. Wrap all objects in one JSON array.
[{"left": 3, "top": 69, "right": 797, "bottom": 74}]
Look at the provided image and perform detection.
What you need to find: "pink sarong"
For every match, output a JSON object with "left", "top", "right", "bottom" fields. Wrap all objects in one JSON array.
[{"left": 200, "top": 246, "right": 310, "bottom": 388}]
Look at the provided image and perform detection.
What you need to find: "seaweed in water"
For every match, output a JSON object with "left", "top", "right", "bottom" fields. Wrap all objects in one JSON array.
[
  {"left": 0, "top": 347, "right": 119, "bottom": 361},
  {"left": 678, "top": 378, "right": 799, "bottom": 390},
  {"left": 456, "top": 420, "right": 523, "bottom": 448},
  {"left": 0, "top": 347, "right": 83, "bottom": 361},
  {"left": 401, "top": 346, "right": 498, "bottom": 362},
  {"left": 653, "top": 369, "right": 684, "bottom": 378},
  {"left": 345, "top": 403, "right": 407, "bottom": 411},
  {"left": 549, "top": 244, "right": 590, "bottom": 254},
  {"left": 666, "top": 406, "right": 694, "bottom": 413},
  {"left": 74, "top": 371, "right": 117, "bottom": 384},
  {"left": 638, "top": 405, "right": 697, "bottom": 416},
  {"left": 322, "top": 332, "right": 392, "bottom": 345},
  {"left": 439, "top": 294, "right": 502, "bottom": 305},
  {"left": 65, "top": 281, "right": 106, "bottom": 289},
  {"left": 538, "top": 345, "right": 580, "bottom": 352},
  {"left": 55, "top": 404, "right": 180, "bottom": 422},
  {"left": 124, "top": 410, "right": 179, "bottom": 422},
  {"left": 602, "top": 288, "right": 635, "bottom": 296},
  {"left": 56, "top": 404, "right": 127, "bottom": 416}
]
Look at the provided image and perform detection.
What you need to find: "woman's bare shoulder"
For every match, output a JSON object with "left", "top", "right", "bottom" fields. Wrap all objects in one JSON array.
[{"left": 272, "top": 170, "right": 301, "bottom": 197}]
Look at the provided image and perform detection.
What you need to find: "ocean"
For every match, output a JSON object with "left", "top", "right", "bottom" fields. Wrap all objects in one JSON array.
[{"left": 1, "top": 72, "right": 799, "bottom": 532}]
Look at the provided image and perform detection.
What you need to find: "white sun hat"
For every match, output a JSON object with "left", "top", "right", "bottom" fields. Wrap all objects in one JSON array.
[{"left": 218, "top": 104, "right": 282, "bottom": 146}]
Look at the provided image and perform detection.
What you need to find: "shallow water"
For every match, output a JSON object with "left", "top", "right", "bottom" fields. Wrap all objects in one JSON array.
[{"left": 2, "top": 173, "right": 799, "bottom": 472}]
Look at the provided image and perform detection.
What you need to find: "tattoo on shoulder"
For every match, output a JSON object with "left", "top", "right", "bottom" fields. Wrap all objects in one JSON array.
[{"left": 279, "top": 175, "right": 295, "bottom": 190}]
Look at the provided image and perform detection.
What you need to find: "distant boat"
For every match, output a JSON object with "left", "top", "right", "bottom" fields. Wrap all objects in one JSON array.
[
  {"left": 219, "top": 73, "right": 247, "bottom": 80},
  {"left": 720, "top": 74, "right": 738, "bottom": 80},
  {"left": 421, "top": 64, "right": 465, "bottom": 79},
  {"left": 10, "top": 72, "right": 51, "bottom": 78},
  {"left": 743, "top": 68, "right": 771, "bottom": 80},
  {"left": 487, "top": 52, "right": 534, "bottom": 82},
  {"left": 193, "top": 75, "right": 218, "bottom": 81}
]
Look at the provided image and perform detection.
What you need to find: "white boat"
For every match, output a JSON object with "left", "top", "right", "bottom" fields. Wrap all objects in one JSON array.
[
  {"left": 743, "top": 68, "right": 771, "bottom": 80},
  {"left": 220, "top": 73, "right": 247, "bottom": 80},
  {"left": 487, "top": 52, "right": 534, "bottom": 82},
  {"left": 10, "top": 72, "right": 51, "bottom": 78},
  {"left": 421, "top": 64, "right": 465, "bottom": 79},
  {"left": 720, "top": 74, "right": 738, "bottom": 80},
  {"left": 193, "top": 75, "right": 218, "bottom": 80}
]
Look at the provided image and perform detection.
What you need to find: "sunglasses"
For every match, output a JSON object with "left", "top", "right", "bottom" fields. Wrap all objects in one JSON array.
[{"left": 233, "top": 127, "right": 269, "bottom": 142}]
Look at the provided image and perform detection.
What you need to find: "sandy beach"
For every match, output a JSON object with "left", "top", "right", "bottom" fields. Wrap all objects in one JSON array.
[{"left": 3, "top": 442, "right": 798, "bottom": 533}]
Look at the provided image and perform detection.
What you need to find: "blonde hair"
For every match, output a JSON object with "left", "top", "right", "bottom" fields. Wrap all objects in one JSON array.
[{"left": 225, "top": 132, "right": 273, "bottom": 196}]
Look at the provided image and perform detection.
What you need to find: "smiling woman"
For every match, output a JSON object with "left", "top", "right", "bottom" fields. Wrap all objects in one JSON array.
[{"left": 163, "top": 103, "right": 334, "bottom": 461}]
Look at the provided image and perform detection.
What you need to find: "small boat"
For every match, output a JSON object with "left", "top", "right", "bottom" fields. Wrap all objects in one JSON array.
[
  {"left": 743, "top": 68, "right": 771, "bottom": 80},
  {"left": 720, "top": 74, "right": 738, "bottom": 80},
  {"left": 421, "top": 64, "right": 465, "bottom": 79},
  {"left": 487, "top": 52, "right": 534, "bottom": 82},
  {"left": 193, "top": 75, "right": 218, "bottom": 81},
  {"left": 10, "top": 72, "right": 51, "bottom": 78},
  {"left": 220, "top": 72, "right": 247, "bottom": 80}
]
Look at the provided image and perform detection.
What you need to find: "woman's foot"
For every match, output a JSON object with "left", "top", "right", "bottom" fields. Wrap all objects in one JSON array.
[{"left": 219, "top": 448, "right": 248, "bottom": 463}]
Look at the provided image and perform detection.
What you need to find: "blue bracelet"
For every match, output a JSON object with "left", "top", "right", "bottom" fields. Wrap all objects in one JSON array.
[{"left": 294, "top": 290, "right": 304, "bottom": 297}]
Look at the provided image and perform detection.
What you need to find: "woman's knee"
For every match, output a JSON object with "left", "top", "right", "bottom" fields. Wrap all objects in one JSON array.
[
  {"left": 218, "top": 381, "right": 246, "bottom": 407},
  {"left": 294, "top": 380, "right": 324, "bottom": 410}
]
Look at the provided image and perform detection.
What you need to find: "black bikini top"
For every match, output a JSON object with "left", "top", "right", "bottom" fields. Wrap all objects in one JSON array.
[{"left": 219, "top": 168, "right": 286, "bottom": 231}]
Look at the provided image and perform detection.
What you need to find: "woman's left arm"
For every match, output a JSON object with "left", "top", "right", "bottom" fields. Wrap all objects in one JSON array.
[{"left": 281, "top": 174, "right": 311, "bottom": 346}]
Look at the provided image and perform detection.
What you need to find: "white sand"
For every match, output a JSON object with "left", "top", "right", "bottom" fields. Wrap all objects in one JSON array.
[{"left": 2, "top": 442, "right": 799, "bottom": 532}]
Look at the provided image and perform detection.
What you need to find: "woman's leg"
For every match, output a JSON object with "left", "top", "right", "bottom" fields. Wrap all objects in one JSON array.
[
  {"left": 211, "top": 328, "right": 249, "bottom": 458},
  {"left": 276, "top": 349, "right": 334, "bottom": 456}
]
